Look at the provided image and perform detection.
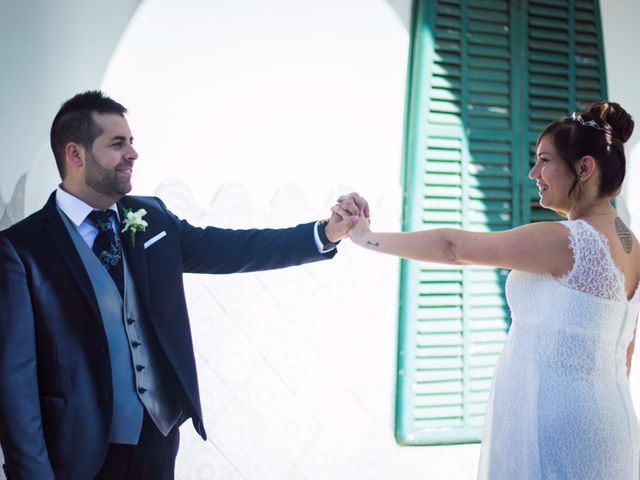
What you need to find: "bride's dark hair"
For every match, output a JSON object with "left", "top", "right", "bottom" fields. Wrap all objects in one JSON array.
[{"left": 536, "top": 101, "right": 634, "bottom": 199}]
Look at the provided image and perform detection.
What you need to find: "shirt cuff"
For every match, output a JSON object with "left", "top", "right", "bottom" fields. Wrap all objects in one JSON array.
[{"left": 314, "top": 221, "right": 337, "bottom": 253}]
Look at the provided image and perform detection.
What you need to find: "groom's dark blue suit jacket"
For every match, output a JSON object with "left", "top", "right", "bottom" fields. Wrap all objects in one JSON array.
[{"left": 0, "top": 192, "right": 334, "bottom": 480}]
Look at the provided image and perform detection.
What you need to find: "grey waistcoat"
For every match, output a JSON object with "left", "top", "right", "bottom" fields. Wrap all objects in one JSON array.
[{"left": 59, "top": 208, "right": 181, "bottom": 443}]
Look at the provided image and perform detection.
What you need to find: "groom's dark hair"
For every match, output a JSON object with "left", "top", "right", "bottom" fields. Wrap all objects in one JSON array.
[{"left": 50, "top": 90, "right": 128, "bottom": 178}]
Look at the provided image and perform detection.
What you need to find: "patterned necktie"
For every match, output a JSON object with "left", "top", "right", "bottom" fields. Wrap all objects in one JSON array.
[{"left": 87, "top": 209, "right": 124, "bottom": 297}]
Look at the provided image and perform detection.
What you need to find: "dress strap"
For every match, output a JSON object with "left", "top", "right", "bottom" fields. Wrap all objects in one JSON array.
[{"left": 558, "top": 220, "right": 624, "bottom": 301}]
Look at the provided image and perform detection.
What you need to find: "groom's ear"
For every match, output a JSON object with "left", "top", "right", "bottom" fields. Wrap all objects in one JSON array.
[{"left": 64, "top": 142, "right": 86, "bottom": 172}]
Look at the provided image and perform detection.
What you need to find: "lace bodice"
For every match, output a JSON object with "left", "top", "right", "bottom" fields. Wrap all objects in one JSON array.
[
  {"left": 478, "top": 219, "right": 640, "bottom": 479},
  {"left": 558, "top": 219, "right": 633, "bottom": 302}
]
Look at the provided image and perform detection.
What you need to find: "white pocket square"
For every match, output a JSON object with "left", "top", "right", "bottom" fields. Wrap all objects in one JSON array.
[{"left": 144, "top": 231, "right": 167, "bottom": 249}]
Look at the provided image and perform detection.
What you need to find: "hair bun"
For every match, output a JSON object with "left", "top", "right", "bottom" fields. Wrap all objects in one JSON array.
[{"left": 588, "top": 101, "right": 634, "bottom": 143}]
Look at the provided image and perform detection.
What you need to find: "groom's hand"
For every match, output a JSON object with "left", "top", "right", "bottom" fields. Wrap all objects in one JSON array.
[{"left": 325, "top": 192, "right": 370, "bottom": 242}]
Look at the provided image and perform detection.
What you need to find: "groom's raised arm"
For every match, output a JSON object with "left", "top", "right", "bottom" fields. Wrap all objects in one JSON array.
[
  {"left": 145, "top": 193, "right": 366, "bottom": 275},
  {"left": 178, "top": 218, "right": 333, "bottom": 274},
  {"left": 0, "top": 236, "right": 55, "bottom": 480}
]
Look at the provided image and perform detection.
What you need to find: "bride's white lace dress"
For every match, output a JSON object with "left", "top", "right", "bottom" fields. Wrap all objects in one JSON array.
[{"left": 477, "top": 219, "right": 640, "bottom": 479}]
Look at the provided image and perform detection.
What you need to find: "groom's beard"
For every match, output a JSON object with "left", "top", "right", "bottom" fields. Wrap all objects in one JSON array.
[{"left": 84, "top": 150, "right": 132, "bottom": 199}]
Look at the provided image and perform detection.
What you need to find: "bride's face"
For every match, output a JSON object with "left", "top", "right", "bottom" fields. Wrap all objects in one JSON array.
[{"left": 529, "top": 135, "right": 575, "bottom": 215}]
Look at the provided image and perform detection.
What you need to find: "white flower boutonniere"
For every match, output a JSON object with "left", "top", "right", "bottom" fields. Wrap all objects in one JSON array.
[{"left": 121, "top": 208, "right": 148, "bottom": 246}]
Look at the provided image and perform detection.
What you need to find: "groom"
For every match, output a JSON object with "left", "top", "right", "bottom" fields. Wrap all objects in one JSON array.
[{"left": 0, "top": 91, "right": 367, "bottom": 479}]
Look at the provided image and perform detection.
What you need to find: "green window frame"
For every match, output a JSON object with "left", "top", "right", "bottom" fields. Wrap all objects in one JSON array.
[{"left": 396, "top": 0, "right": 608, "bottom": 445}]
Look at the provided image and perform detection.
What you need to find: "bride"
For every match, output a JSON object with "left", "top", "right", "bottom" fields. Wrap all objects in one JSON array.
[{"left": 341, "top": 102, "right": 639, "bottom": 479}]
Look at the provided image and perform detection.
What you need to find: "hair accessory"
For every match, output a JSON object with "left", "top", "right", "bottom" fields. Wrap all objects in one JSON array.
[{"left": 571, "top": 112, "right": 603, "bottom": 130}]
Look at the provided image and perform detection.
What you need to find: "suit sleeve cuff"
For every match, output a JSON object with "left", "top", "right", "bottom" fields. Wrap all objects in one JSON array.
[{"left": 314, "top": 221, "right": 338, "bottom": 253}]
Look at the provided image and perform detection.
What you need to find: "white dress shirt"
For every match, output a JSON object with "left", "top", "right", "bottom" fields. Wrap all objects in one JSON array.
[{"left": 55, "top": 186, "right": 119, "bottom": 248}]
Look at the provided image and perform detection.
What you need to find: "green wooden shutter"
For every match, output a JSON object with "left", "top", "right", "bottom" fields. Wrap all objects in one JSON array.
[
  {"left": 397, "top": 0, "right": 607, "bottom": 445},
  {"left": 523, "top": 0, "right": 608, "bottom": 223}
]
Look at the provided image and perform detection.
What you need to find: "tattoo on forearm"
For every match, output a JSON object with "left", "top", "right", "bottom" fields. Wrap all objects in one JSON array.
[
  {"left": 367, "top": 240, "right": 380, "bottom": 247},
  {"left": 615, "top": 217, "right": 633, "bottom": 254}
]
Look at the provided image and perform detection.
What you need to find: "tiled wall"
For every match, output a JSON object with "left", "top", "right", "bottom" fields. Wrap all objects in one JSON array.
[{"left": 156, "top": 181, "right": 481, "bottom": 480}]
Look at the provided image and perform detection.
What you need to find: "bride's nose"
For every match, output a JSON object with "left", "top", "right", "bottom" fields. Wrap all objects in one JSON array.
[{"left": 528, "top": 162, "right": 539, "bottom": 180}]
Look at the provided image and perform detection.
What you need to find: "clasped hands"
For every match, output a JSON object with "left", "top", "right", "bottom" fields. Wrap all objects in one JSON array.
[{"left": 324, "top": 192, "right": 371, "bottom": 243}]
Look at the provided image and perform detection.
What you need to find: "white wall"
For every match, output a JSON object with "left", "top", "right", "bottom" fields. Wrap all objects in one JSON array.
[
  {"left": 0, "top": 0, "right": 141, "bottom": 214},
  {"left": 600, "top": 0, "right": 640, "bottom": 414},
  {"left": 601, "top": 2, "right": 640, "bottom": 230},
  {"left": 103, "top": 0, "right": 407, "bottom": 210}
]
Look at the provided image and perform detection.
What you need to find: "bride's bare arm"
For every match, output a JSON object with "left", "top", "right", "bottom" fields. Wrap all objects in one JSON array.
[{"left": 345, "top": 211, "right": 574, "bottom": 277}]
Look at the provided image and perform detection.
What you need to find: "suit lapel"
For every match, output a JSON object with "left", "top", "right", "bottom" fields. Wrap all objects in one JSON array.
[
  {"left": 41, "top": 193, "right": 102, "bottom": 322},
  {"left": 118, "top": 199, "right": 153, "bottom": 317}
]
